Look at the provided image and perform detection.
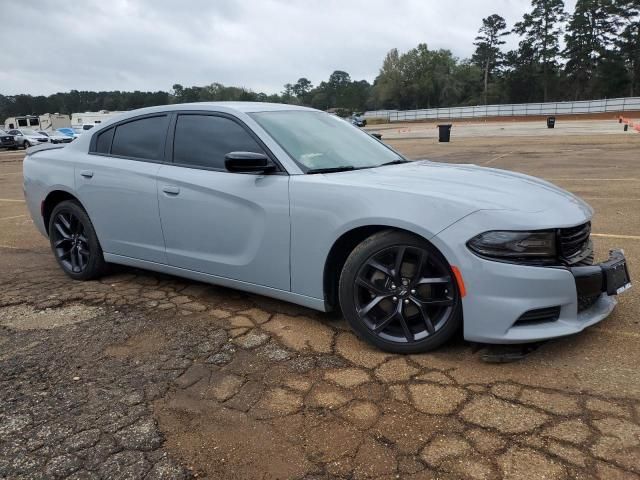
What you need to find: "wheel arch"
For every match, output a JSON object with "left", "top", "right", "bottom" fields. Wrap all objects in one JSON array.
[
  {"left": 323, "top": 225, "right": 438, "bottom": 311},
  {"left": 42, "top": 190, "right": 86, "bottom": 235}
]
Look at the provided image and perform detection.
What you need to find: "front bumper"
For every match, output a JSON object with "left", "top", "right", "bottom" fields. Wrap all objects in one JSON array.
[{"left": 432, "top": 212, "right": 631, "bottom": 344}]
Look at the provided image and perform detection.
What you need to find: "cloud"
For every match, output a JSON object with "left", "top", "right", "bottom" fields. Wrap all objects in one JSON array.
[{"left": 0, "top": 0, "right": 575, "bottom": 96}]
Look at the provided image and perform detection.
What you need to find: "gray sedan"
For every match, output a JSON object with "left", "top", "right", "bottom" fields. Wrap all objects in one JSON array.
[
  {"left": 8, "top": 128, "right": 49, "bottom": 148},
  {"left": 22, "top": 103, "right": 631, "bottom": 353}
]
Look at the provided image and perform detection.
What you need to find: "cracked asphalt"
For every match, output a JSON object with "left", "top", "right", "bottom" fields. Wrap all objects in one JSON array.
[{"left": 1, "top": 123, "right": 640, "bottom": 479}]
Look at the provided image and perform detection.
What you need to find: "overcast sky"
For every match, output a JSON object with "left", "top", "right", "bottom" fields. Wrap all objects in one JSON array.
[{"left": 1, "top": 0, "right": 576, "bottom": 96}]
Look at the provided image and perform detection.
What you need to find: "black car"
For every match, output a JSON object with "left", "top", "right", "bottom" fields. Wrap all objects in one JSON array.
[{"left": 0, "top": 129, "right": 17, "bottom": 149}]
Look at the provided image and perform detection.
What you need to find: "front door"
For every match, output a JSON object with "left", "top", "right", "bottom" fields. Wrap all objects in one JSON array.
[{"left": 157, "top": 113, "right": 290, "bottom": 291}]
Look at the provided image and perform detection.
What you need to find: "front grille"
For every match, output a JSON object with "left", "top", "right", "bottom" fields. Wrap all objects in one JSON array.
[
  {"left": 515, "top": 306, "right": 561, "bottom": 325},
  {"left": 559, "top": 222, "right": 591, "bottom": 259}
]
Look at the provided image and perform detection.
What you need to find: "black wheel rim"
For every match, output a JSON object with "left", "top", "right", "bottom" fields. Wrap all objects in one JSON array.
[
  {"left": 354, "top": 245, "right": 457, "bottom": 344},
  {"left": 52, "top": 211, "right": 90, "bottom": 273}
]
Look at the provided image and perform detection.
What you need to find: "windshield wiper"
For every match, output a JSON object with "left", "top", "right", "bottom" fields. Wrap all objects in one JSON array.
[
  {"left": 378, "top": 159, "right": 409, "bottom": 167},
  {"left": 306, "top": 166, "right": 356, "bottom": 174}
]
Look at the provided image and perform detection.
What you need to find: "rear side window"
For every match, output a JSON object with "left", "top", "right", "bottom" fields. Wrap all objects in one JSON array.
[
  {"left": 95, "top": 127, "right": 114, "bottom": 154},
  {"left": 173, "top": 114, "right": 265, "bottom": 169},
  {"left": 111, "top": 115, "right": 168, "bottom": 161}
]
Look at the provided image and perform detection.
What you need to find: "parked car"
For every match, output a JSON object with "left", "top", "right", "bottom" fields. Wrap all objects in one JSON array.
[
  {"left": 22, "top": 103, "right": 631, "bottom": 353},
  {"left": 57, "top": 128, "right": 78, "bottom": 139},
  {"left": 350, "top": 113, "right": 367, "bottom": 127},
  {"left": 0, "top": 129, "right": 18, "bottom": 149},
  {"left": 38, "top": 130, "right": 73, "bottom": 144},
  {"left": 7, "top": 128, "right": 49, "bottom": 149},
  {"left": 71, "top": 125, "right": 94, "bottom": 137}
]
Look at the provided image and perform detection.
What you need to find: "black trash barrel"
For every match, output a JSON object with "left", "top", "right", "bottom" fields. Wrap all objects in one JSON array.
[
  {"left": 437, "top": 124, "right": 452, "bottom": 142},
  {"left": 547, "top": 116, "right": 556, "bottom": 128},
  {"left": 624, "top": 124, "right": 629, "bottom": 131}
]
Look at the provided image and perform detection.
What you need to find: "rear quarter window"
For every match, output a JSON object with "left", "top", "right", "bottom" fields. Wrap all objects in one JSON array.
[{"left": 95, "top": 127, "right": 115, "bottom": 154}]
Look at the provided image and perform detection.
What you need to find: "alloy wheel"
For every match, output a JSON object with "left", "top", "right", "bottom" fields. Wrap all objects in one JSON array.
[
  {"left": 354, "top": 245, "right": 457, "bottom": 344},
  {"left": 52, "top": 211, "right": 90, "bottom": 273}
]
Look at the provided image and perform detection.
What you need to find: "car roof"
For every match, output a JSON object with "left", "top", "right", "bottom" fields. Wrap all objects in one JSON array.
[{"left": 108, "top": 102, "right": 316, "bottom": 120}]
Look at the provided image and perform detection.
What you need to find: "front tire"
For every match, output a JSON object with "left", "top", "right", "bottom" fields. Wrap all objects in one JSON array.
[
  {"left": 339, "top": 230, "right": 461, "bottom": 353},
  {"left": 23, "top": 141, "right": 31, "bottom": 149},
  {"left": 49, "top": 200, "right": 106, "bottom": 280}
]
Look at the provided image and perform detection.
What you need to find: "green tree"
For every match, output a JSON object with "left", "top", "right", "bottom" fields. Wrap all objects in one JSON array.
[
  {"left": 564, "top": 0, "right": 621, "bottom": 99},
  {"left": 282, "top": 83, "right": 294, "bottom": 103},
  {"left": 617, "top": 0, "right": 640, "bottom": 95},
  {"left": 292, "top": 77, "right": 313, "bottom": 104},
  {"left": 472, "top": 14, "right": 509, "bottom": 104},
  {"left": 513, "top": 0, "right": 568, "bottom": 101}
]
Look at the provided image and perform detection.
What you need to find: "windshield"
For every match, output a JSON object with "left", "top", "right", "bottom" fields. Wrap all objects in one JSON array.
[
  {"left": 22, "top": 129, "right": 39, "bottom": 135},
  {"left": 250, "top": 111, "right": 403, "bottom": 172}
]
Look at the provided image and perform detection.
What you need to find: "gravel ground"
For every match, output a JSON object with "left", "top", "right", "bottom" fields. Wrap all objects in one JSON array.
[{"left": 1, "top": 127, "right": 639, "bottom": 479}]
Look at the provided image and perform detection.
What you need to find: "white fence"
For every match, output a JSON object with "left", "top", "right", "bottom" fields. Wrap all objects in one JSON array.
[{"left": 364, "top": 97, "right": 640, "bottom": 122}]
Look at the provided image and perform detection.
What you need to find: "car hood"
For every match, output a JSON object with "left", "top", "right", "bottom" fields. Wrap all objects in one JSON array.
[{"left": 325, "top": 160, "right": 592, "bottom": 215}]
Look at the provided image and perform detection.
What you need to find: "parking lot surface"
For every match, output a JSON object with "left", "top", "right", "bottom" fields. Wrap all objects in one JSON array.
[{"left": 1, "top": 124, "right": 640, "bottom": 479}]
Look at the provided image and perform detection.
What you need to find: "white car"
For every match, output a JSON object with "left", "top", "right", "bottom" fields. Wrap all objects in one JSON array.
[
  {"left": 38, "top": 130, "right": 73, "bottom": 145},
  {"left": 7, "top": 129, "right": 49, "bottom": 149}
]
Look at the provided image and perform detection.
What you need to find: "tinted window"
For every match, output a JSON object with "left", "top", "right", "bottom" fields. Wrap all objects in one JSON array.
[
  {"left": 111, "top": 116, "right": 168, "bottom": 160},
  {"left": 173, "top": 115, "right": 265, "bottom": 169},
  {"left": 95, "top": 127, "right": 115, "bottom": 154}
]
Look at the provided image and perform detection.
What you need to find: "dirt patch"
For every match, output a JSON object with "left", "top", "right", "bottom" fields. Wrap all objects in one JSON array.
[
  {"left": 0, "top": 303, "right": 102, "bottom": 330},
  {"left": 104, "top": 330, "right": 169, "bottom": 358}
]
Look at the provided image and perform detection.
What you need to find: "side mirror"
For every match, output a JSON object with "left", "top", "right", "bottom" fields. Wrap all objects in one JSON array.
[{"left": 225, "top": 151, "right": 276, "bottom": 173}]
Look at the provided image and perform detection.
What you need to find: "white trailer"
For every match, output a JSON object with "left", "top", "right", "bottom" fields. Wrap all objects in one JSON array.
[
  {"left": 71, "top": 110, "right": 124, "bottom": 130},
  {"left": 4, "top": 115, "right": 40, "bottom": 130},
  {"left": 39, "top": 113, "right": 71, "bottom": 131}
]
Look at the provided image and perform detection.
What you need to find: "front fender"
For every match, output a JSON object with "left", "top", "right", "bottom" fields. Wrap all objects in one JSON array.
[{"left": 289, "top": 176, "right": 476, "bottom": 300}]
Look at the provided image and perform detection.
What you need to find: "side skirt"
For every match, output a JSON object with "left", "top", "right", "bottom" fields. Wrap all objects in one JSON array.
[{"left": 103, "top": 253, "right": 328, "bottom": 312}]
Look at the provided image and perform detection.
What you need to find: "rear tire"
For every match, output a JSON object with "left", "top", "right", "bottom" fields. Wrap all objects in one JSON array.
[
  {"left": 339, "top": 230, "right": 461, "bottom": 353},
  {"left": 48, "top": 200, "right": 106, "bottom": 280}
]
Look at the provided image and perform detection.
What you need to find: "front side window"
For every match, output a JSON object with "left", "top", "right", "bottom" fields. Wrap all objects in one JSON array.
[
  {"left": 173, "top": 114, "right": 266, "bottom": 170},
  {"left": 111, "top": 115, "right": 168, "bottom": 161},
  {"left": 250, "top": 111, "right": 403, "bottom": 172}
]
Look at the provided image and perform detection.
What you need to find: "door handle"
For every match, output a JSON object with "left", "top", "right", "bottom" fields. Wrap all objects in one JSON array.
[
  {"left": 80, "top": 170, "right": 94, "bottom": 178},
  {"left": 162, "top": 185, "right": 180, "bottom": 195}
]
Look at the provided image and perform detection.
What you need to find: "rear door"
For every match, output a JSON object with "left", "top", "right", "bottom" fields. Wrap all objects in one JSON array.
[
  {"left": 75, "top": 114, "right": 169, "bottom": 264},
  {"left": 156, "top": 112, "right": 290, "bottom": 290}
]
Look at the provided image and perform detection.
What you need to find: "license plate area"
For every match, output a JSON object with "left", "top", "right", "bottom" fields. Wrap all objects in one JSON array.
[{"left": 603, "top": 250, "right": 632, "bottom": 295}]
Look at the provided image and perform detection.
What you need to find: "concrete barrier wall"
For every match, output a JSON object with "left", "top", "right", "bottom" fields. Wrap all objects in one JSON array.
[{"left": 364, "top": 97, "right": 640, "bottom": 122}]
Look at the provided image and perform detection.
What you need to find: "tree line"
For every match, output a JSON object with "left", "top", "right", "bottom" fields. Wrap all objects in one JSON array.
[{"left": 1, "top": 0, "right": 638, "bottom": 121}]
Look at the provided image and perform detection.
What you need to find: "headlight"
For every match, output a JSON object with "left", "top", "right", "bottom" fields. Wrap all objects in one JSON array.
[{"left": 467, "top": 231, "right": 557, "bottom": 261}]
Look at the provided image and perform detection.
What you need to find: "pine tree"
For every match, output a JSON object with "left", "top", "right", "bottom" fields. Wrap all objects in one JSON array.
[
  {"left": 513, "top": 0, "right": 568, "bottom": 101},
  {"left": 472, "top": 14, "right": 509, "bottom": 104},
  {"left": 616, "top": 0, "right": 640, "bottom": 95},
  {"left": 564, "top": 0, "right": 621, "bottom": 99}
]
